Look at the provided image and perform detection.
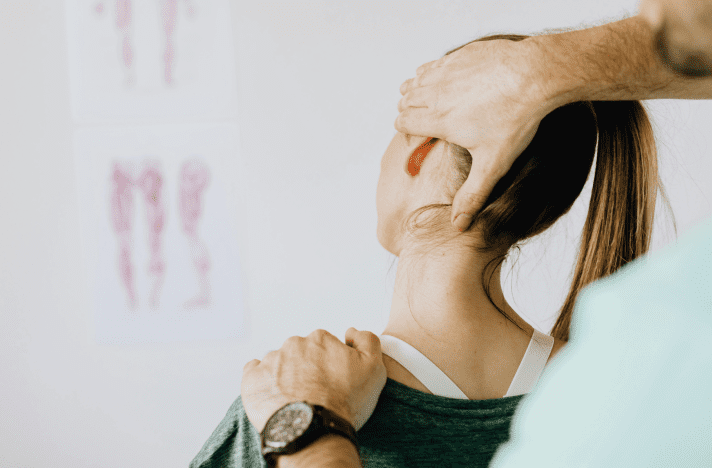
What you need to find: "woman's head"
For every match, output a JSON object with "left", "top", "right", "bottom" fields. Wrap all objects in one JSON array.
[
  {"left": 377, "top": 34, "right": 675, "bottom": 341},
  {"left": 376, "top": 133, "right": 464, "bottom": 256}
]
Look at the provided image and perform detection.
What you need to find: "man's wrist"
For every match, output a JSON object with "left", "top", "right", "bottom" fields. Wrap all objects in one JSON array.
[
  {"left": 277, "top": 434, "right": 362, "bottom": 468},
  {"left": 526, "top": 14, "right": 712, "bottom": 109}
]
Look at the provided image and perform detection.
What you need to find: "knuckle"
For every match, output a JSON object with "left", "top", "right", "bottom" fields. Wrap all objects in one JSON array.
[
  {"left": 309, "top": 329, "right": 329, "bottom": 341},
  {"left": 395, "top": 111, "right": 408, "bottom": 130},
  {"left": 460, "top": 190, "right": 485, "bottom": 208},
  {"left": 400, "top": 79, "right": 410, "bottom": 94},
  {"left": 283, "top": 335, "right": 302, "bottom": 348},
  {"left": 397, "top": 96, "right": 406, "bottom": 112},
  {"left": 257, "top": 351, "right": 274, "bottom": 367},
  {"left": 243, "top": 359, "right": 256, "bottom": 371}
]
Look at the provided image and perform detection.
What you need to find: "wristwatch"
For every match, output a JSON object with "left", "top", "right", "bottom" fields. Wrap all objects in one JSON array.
[{"left": 260, "top": 401, "right": 359, "bottom": 467}]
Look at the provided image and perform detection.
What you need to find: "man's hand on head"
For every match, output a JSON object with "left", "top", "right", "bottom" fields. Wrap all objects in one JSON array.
[{"left": 395, "top": 37, "right": 553, "bottom": 232}]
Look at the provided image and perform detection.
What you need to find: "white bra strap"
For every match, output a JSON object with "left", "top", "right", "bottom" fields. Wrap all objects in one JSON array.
[
  {"left": 503, "top": 329, "right": 554, "bottom": 397},
  {"left": 379, "top": 334, "right": 468, "bottom": 399}
]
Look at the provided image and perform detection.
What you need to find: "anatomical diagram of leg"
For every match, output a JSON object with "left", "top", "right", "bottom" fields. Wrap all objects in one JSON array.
[
  {"left": 161, "top": 0, "right": 177, "bottom": 85},
  {"left": 110, "top": 161, "right": 138, "bottom": 310},
  {"left": 94, "top": 0, "right": 136, "bottom": 87},
  {"left": 95, "top": 0, "right": 197, "bottom": 87},
  {"left": 136, "top": 159, "right": 167, "bottom": 310},
  {"left": 179, "top": 159, "right": 211, "bottom": 309},
  {"left": 160, "top": 0, "right": 196, "bottom": 85}
]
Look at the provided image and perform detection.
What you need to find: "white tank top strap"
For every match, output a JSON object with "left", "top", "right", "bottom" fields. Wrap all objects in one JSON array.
[
  {"left": 378, "top": 334, "right": 469, "bottom": 399},
  {"left": 379, "top": 329, "right": 554, "bottom": 399},
  {"left": 503, "top": 329, "right": 554, "bottom": 397}
]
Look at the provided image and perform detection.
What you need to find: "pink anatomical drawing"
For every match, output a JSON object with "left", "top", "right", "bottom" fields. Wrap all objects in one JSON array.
[
  {"left": 110, "top": 159, "right": 167, "bottom": 311},
  {"left": 68, "top": 0, "right": 239, "bottom": 123},
  {"left": 136, "top": 159, "right": 167, "bottom": 310},
  {"left": 76, "top": 125, "right": 244, "bottom": 343},
  {"left": 93, "top": 0, "right": 196, "bottom": 87},
  {"left": 110, "top": 157, "right": 211, "bottom": 311},
  {"left": 110, "top": 160, "right": 138, "bottom": 309},
  {"left": 160, "top": 0, "right": 197, "bottom": 85},
  {"left": 179, "top": 159, "right": 211, "bottom": 310}
]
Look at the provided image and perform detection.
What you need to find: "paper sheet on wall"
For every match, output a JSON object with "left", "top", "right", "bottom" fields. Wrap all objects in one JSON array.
[
  {"left": 73, "top": 123, "right": 249, "bottom": 345},
  {"left": 65, "top": 0, "right": 238, "bottom": 123}
]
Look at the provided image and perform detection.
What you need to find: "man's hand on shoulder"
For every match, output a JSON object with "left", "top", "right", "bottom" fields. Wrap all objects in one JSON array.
[{"left": 241, "top": 327, "right": 388, "bottom": 434}]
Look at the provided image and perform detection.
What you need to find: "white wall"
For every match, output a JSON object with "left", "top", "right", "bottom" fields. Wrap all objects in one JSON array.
[{"left": 2, "top": 1, "right": 711, "bottom": 467}]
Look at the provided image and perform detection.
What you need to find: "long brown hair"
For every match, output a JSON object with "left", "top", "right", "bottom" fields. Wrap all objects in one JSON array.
[{"left": 397, "top": 34, "right": 677, "bottom": 342}]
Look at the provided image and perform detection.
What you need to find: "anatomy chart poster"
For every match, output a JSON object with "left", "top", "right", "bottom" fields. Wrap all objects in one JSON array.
[
  {"left": 73, "top": 123, "right": 248, "bottom": 345},
  {"left": 65, "top": 0, "right": 239, "bottom": 123}
]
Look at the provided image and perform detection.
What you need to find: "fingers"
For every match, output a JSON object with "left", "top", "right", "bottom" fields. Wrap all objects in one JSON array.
[
  {"left": 345, "top": 327, "right": 382, "bottom": 357},
  {"left": 399, "top": 78, "right": 412, "bottom": 96},
  {"left": 399, "top": 61, "right": 445, "bottom": 96},
  {"left": 243, "top": 358, "right": 261, "bottom": 373},
  {"left": 416, "top": 56, "right": 446, "bottom": 76},
  {"left": 397, "top": 85, "right": 432, "bottom": 112},
  {"left": 397, "top": 67, "right": 444, "bottom": 137},
  {"left": 395, "top": 107, "right": 442, "bottom": 139},
  {"left": 400, "top": 74, "right": 423, "bottom": 96},
  {"left": 306, "top": 328, "right": 335, "bottom": 344}
]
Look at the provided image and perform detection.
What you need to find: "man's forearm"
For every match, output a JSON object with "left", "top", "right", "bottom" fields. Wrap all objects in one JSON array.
[
  {"left": 277, "top": 434, "right": 362, "bottom": 468},
  {"left": 531, "top": 14, "right": 712, "bottom": 110}
]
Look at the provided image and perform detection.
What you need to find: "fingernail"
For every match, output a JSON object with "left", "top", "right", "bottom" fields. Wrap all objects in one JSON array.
[{"left": 454, "top": 213, "right": 472, "bottom": 232}]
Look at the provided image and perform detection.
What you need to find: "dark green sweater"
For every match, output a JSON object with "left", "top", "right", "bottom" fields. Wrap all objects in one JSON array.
[{"left": 190, "top": 377, "right": 526, "bottom": 468}]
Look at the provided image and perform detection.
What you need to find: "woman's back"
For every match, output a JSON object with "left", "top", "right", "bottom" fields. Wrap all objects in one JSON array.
[{"left": 381, "top": 323, "right": 568, "bottom": 400}]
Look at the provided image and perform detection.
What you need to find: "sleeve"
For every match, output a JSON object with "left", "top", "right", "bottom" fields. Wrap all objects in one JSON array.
[
  {"left": 189, "top": 395, "right": 267, "bottom": 468},
  {"left": 489, "top": 216, "right": 712, "bottom": 467}
]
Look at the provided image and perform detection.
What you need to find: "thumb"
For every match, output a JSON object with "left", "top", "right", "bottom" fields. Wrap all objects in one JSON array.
[
  {"left": 451, "top": 168, "right": 500, "bottom": 232},
  {"left": 345, "top": 327, "right": 382, "bottom": 358}
]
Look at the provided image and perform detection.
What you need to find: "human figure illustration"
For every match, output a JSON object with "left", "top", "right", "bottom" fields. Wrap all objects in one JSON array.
[
  {"left": 93, "top": 0, "right": 197, "bottom": 87},
  {"left": 161, "top": 0, "right": 197, "bottom": 86},
  {"left": 136, "top": 159, "right": 166, "bottom": 310},
  {"left": 179, "top": 159, "right": 211, "bottom": 309},
  {"left": 110, "top": 161, "right": 137, "bottom": 310},
  {"left": 94, "top": 0, "right": 135, "bottom": 87}
]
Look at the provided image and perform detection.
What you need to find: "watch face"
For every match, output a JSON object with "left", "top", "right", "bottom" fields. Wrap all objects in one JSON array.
[{"left": 264, "top": 401, "right": 313, "bottom": 447}]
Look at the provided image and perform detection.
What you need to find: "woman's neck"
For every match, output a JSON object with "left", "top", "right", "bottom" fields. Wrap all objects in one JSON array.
[
  {"left": 385, "top": 247, "right": 529, "bottom": 336},
  {"left": 381, "top": 248, "right": 535, "bottom": 391}
]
